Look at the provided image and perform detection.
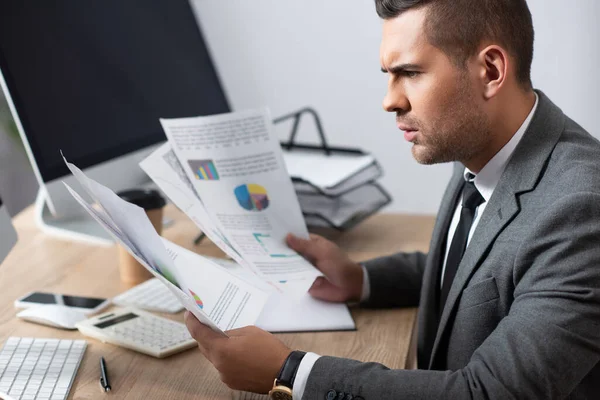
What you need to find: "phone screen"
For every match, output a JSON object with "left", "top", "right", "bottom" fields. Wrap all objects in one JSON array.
[
  {"left": 21, "top": 292, "right": 56, "bottom": 304},
  {"left": 21, "top": 292, "right": 107, "bottom": 309},
  {"left": 62, "top": 295, "right": 106, "bottom": 308}
]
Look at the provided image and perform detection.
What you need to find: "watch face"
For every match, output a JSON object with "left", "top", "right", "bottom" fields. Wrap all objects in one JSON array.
[
  {"left": 270, "top": 392, "right": 292, "bottom": 400},
  {"left": 269, "top": 387, "right": 293, "bottom": 400}
]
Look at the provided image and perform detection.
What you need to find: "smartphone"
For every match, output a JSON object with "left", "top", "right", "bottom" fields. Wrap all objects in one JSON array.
[{"left": 14, "top": 292, "right": 110, "bottom": 314}]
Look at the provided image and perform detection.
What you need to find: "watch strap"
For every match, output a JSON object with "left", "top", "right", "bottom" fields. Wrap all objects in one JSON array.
[{"left": 276, "top": 350, "right": 306, "bottom": 388}]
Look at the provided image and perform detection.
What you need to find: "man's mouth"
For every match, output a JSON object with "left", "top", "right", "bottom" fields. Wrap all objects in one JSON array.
[
  {"left": 397, "top": 124, "right": 418, "bottom": 142},
  {"left": 403, "top": 130, "right": 418, "bottom": 142}
]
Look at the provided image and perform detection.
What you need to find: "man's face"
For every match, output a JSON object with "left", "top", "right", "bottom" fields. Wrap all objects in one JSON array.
[{"left": 380, "top": 8, "right": 491, "bottom": 165}]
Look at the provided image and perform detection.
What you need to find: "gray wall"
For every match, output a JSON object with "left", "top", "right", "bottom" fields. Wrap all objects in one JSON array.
[{"left": 191, "top": 0, "right": 600, "bottom": 214}]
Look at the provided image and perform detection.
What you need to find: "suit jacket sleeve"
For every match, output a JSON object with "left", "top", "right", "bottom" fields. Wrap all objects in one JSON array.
[
  {"left": 361, "top": 251, "right": 427, "bottom": 308},
  {"left": 302, "top": 192, "right": 600, "bottom": 400}
]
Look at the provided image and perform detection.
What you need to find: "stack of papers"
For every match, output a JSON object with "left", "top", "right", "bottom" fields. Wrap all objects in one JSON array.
[
  {"left": 64, "top": 108, "right": 356, "bottom": 334},
  {"left": 281, "top": 148, "right": 391, "bottom": 231},
  {"left": 282, "top": 149, "right": 382, "bottom": 196},
  {"left": 63, "top": 159, "right": 265, "bottom": 334},
  {"left": 300, "top": 183, "right": 391, "bottom": 230}
]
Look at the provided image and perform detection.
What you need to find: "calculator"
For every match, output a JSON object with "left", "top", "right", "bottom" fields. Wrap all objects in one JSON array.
[
  {"left": 75, "top": 308, "right": 197, "bottom": 358},
  {"left": 112, "top": 278, "right": 184, "bottom": 314}
]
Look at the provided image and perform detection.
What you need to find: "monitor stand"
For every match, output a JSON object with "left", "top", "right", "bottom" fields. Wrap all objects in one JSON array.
[{"left": 34, "top": 190, "right": 113, "bottom": 247}]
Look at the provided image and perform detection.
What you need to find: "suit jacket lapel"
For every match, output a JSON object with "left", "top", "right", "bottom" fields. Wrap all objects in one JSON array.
[{"left": 428, "top": 90, "right": 566, "bottom": 367}]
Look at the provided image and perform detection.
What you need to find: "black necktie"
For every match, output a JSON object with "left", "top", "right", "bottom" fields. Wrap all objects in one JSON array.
[{"left": 440, "top": 181, "right": 485, "bottom": 310}]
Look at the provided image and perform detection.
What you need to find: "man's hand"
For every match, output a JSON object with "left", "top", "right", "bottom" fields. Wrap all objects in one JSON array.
[
  {"left": 287, "top": 233, "right": 364, "bottom": 302},
  {"left": 184, "top": 311, "right": 291, "bottom": 394}
]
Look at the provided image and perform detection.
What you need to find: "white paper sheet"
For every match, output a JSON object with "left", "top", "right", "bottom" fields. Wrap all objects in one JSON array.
[
  {"left": 64, "top": 158, "right": 180, "bottom": 285},
  {"left": 163, "top": 240, "right": 270, "bottom": 331},
  {"left": 63, "top": 159, "right": 269, "bottom": 333},
  {"left": 64, "top": 182, "right": 220, "bottom": 332},
  {"left": 157, "top": 109, "right": 322, "bottom": 289},
  {"left": 201, "top": 255, "right": 355, "bottom": 333},
  {"left": 0, "top": 391, "right": 15, "bottom": 400},
  {"left": 139, "top": 143, "right": 254, "bottom": 276}
]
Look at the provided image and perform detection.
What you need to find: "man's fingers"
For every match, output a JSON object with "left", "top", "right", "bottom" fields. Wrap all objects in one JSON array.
[
  {"left": 286, "top": 233, "right": 309, "bottom": 252},
  {"left": 184, "top": 311, "right": 210, "bottom": 356},
  {"left": 195, "top": 342, "right": 209, "bottom": 358},
  {"left": 286, "top": 233, "right": 326, "bottom": 263},
  {"left": 308, "top": 276, "right": 327, "bottom": 291},
  {"left": 308, "top": 277, "right": 348, "bottom": 302},
  {"left": 184, "top": 311, "right": 224, "bottom": 346},
  {"left": 225, "top": 326, "right": 256, "bottom": 337}
]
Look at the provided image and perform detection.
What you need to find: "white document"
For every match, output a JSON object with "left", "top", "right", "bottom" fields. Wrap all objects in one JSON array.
[
  {"left": 63, "top": 159, "right": 269, "bottom": 334},
  {"left": 162, "top": 240, "right": 270, "bottom": 331},
  {"left": 157, "top": 108, "right": 321, "bottom": 290},
  {"left": 63, "top": 182, "right": 218, "bottom": 332},
  {"left": 203, "top": 256, "right": 356, "bottom": 332},
  {"left": 139, "top": 143, "right": 253, "bottom": 274},
  {"left": 64, "top": 157, "right": 180, "bottom": 285}
]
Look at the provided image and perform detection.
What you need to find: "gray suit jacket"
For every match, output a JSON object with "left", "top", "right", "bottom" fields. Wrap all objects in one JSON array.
[{"left": 302, "top": 91, "right": 600, "bottom": 399}]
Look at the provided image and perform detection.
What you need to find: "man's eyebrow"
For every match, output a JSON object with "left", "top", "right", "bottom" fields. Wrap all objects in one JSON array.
[{"left": 381, "top": 63, "right": 421, "bottom": 74}]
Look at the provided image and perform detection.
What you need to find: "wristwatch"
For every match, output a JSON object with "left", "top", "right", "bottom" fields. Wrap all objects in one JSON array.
[{"left": 268, "top": 351, "right": 306, "bottom": 400}]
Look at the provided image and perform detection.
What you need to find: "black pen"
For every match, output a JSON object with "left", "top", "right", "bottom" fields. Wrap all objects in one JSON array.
[{"left": 100, "top": 356, "right": 111, "bottom": 392}]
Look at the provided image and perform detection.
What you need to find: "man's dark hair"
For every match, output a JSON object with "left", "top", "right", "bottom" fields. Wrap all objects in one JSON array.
[{"left": 375, "top": 0, "right": 534, "bottom": 89}]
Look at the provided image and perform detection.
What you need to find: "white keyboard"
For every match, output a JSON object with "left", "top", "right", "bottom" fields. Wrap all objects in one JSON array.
[
  {"left": 112, "top": 278, "right": 183, "bottom": 313},
  {"left": 76, "top": 307, "right": 197, "bottom": 358},
  {"left": 0, "top": 337, "right": 86, "bottom": 400}
]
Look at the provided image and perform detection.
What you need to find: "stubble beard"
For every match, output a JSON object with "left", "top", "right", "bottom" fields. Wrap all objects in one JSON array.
[{"left": 411, "top": 81, "right": 492, "bottom": 166}]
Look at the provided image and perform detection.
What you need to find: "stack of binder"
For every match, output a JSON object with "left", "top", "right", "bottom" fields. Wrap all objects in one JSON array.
[{"left": 277, "top": 108, "right": 392, "bottom": 231}]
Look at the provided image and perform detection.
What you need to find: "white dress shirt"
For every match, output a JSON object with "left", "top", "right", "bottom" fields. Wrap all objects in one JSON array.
[
  {"left": 440, "top": 93, "right": 538, "bottom": 283},
  {"left": 293, "top": 94, "right": 538, "bottom": 399}
]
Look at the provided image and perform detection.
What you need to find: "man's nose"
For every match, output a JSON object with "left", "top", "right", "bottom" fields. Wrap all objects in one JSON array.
[{"left": 383, "top": 82, "right": 409, "bottom": 113}]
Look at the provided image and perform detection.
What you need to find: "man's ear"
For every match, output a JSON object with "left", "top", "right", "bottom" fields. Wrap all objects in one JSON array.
[{"left": 476, "top": 45, "right": 509, "bottom": 100}]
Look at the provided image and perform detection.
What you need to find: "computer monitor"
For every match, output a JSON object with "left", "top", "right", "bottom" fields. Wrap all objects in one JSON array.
[
  {"left": 0, "top": 196, "right": 17, "bottom": 265},
  {"left": 0, "top": 1, "right": 230, "bottom": 245}
]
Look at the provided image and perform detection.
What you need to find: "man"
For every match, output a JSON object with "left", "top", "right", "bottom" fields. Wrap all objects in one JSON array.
[{"left": 185, "top": 0, "right": 600, "bottom": 398}]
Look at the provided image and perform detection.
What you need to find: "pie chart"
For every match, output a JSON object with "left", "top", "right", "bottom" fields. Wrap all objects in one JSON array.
[
  {"left": 234, "top": 184, "right": 270, "bottom": 211},
  {"left": 189, "top": 289, "right": 204, "bottom": 309}
]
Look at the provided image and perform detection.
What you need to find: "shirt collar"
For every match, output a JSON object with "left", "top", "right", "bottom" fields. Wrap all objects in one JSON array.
[{"left": 464, "top": 93, "right": 539, "bottom": 202}]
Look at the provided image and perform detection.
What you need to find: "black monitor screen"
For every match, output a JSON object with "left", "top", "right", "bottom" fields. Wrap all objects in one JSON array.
[{"left": 0, "top": 1, "right": 230, "bottom": 182}]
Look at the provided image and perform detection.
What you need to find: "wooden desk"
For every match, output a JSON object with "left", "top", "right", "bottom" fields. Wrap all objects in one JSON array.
[{"left": 0, "top": 205, "right": 435, "bottom": 399}]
